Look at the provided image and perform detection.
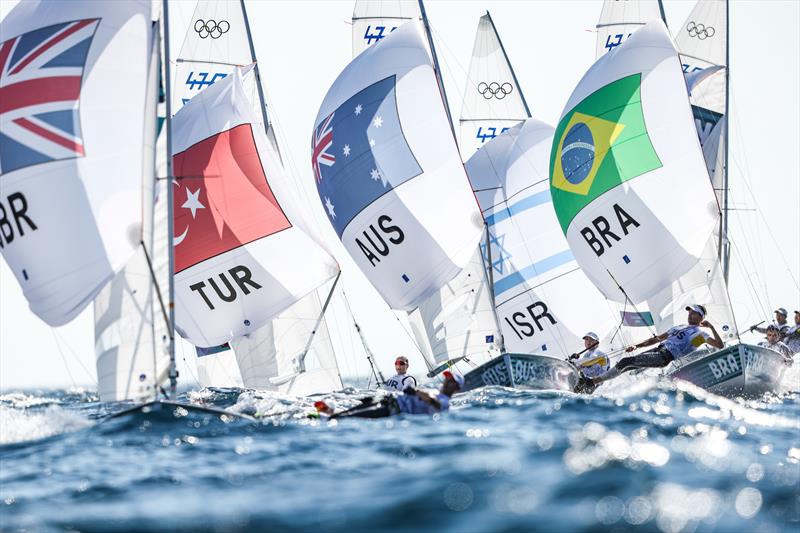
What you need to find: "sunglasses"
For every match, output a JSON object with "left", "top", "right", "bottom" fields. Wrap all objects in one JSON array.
[{"left": 395, "top": 361, "right": 408, "bottom": 366}]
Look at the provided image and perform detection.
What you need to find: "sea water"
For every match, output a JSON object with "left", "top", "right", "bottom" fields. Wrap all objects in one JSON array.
[{"left": 1, "top": 370, "right": 799, "bottom": 532}]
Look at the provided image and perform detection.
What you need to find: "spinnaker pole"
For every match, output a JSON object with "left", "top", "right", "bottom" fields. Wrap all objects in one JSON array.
[{"left": 162, "top": 0, "right": 178, "bottom": 398}]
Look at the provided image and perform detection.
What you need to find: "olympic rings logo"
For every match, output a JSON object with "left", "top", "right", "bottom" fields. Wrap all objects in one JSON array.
[
  {"left": 194, "top": 19, "right": 230, "bottom": 39},
  {"left": 477, "top": 81, "right": 513, "bottom": 100},
  {"left": 686, "top": 21, "right": 715, "bottom": 40}
]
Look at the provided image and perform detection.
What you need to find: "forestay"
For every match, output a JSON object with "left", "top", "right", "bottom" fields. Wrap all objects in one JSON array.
[
  {"left": 171, "top": 66, "right": 338, "bottom": 347},
  {"left": 459, "top": 13, "right": 530, "bottom": 158},
  {"left": 0, "top": 1, "right": 151, "bottom": 325},
  {"left": 351, "top": 0, "right": 419, "bottom": 57},
  {"left": 595, "top": 0, "right": 664, "bottom": 58},
  {"left": 466, "top": 119, "right": 623, "bottom": 356},
  {"left": 313, "top": 22, "right": 483, "bottom": 311},
  {"left": 94, "top": 26, "right": 169, "bottom": 402},
  {"left": 550, "top": 21, "right": 718, "bottom": 305},
  {"left": 232, "top": 289, "right": 343, "bottom": 396}
]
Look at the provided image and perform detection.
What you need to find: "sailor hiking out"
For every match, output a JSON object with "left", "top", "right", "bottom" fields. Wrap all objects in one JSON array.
[
  {"left": 315, "top": 371, "right": 463, "bottom": 419},
  {"left": 568, "top": 332, "right": 610, "bottom": 378},
  {"left": 577, "top": 305, "right": 723, "bottom": 392},
  {"left": 752, "top": 307, "right": 791, "bottom": 341},
  {"left": 758, "top": 324, "right": 794, "bottom": 360},
  {"left": 785, "top": 311, "right": 800, "bottom": 354},
  {"left": 383, "top": 355, "right": 417, "bottom": 392}
]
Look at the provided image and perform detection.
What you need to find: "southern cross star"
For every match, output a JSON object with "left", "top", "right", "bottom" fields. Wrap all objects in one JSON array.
[
  {"left": 324, "top": 196, "right": 336, "bottom": 219},
  {"left": 354, "top": 104, "right": 362, "bottom": 115},
  {"left": 372, "top": 115, "right": 383, "bottom": 128}
]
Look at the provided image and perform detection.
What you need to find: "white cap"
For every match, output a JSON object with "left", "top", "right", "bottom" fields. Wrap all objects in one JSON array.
[
  {"left": 685, "top": 304, "right": 707, "bottom": 318},
  {"left": 582, "top": 332, "right": 599, "bottom": 342}
]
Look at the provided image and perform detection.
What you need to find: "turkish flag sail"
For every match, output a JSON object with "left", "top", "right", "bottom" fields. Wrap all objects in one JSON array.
[
  {"left": 171, "top": 66, "right": 337, "bottom": 347},
  {"left": 0, "top": 1, "right": 151, "bottom": 326}
]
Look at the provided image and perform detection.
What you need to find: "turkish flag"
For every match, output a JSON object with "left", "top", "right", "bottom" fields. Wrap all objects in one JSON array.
[{"left": 172, "top": 123, "right": 291, "bottom": 273}]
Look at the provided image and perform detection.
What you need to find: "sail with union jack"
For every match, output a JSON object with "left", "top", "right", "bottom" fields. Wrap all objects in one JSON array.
[
  {"left": 0, "top": 2, "right": 153, "bottom": 326},
  {"left": 0, "top": 19, "right": 99, "bottom": 175}
]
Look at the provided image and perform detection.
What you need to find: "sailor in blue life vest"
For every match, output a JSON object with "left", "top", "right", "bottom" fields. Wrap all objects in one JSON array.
[
  {"left": 383, "top": 355, "right": 417, "bottom": 391},
  {"left": 577, "top": 304, "right": 723, "bottom": 392},
  {"left": 752, "top": 307, "right": 791, "bottom": 341},
  {"left": 757, "top": 324, "right": 793, "bottom": 360},
  {"left": 568, "top": 332, "right": 610, "bottom": 378},
  {"left": 315, "top": 371, "right": 462, "bottom": 419},
  {"left": 784, "top": 310, "right": 800, "bottom": 354}
]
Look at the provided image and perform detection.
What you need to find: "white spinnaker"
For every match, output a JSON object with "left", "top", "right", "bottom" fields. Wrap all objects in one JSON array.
[
  {"left": 171, "top": 66, "right": 338, "bottom": 347},
  {"left": 93, "top": 25, "right": 169, "bottom": 402},
  {"left": 459, "top": 13, "right": 530, "bottom": 159},
  {"left": 551, "top": 21, "right": 718, "bottom": 305},
  {"left": 0, "top": 2, "right": 151, "bottom": 326},
  {"left": 314, "top": 21, "right": 483, "bottom": 312},
  {"left": 232, "top": 288, "right": 343, "bottom": 396},
  {"left": 352, "top": 0, "right": 420, "bottom": 57},
  {"left": 595, "top": 0, "right": 664, "bottom": 58},
  {"left": 466, "top": 119, "right": 625, "bottom": 357},
  {"left": 407, "top": 248, "right": 501, "bottom": 369}
]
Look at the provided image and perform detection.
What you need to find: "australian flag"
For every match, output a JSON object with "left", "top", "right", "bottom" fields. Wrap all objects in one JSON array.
[
  {"left": 312, "top": 75, "right": 422, "bottom": 237},
  {"left": 0, "top": 19, "right": 99, "bottom": 175}
]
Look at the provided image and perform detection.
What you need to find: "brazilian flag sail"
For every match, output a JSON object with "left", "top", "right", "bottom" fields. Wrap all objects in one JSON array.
[{"left": 549, "top": 73, "right": 662, "bottom": 232}]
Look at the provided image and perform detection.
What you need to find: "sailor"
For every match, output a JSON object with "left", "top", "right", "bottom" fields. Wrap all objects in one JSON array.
[
  {"left": 578, "top": 304, "right": 723, "bottom": 391},
  {"left": 758, "top": 325, "right": 793, "bottom": 359},
  {"left": 383, "top": 356, "right": 417, "bottom": 391},
  {"left": 752, "top": 308, "right": 791, "bottom": 340},
  {"left": 785, "top": 311, "right": 800, "bottom": 354},
  {"left": 317, "top": 371, "right": 462, "bottom": 419},
  {"left": 569, "top": 332, "right": 609, "bottom": 378}
]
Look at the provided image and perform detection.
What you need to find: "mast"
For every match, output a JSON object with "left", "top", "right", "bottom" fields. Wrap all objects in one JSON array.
[
  {"left": 721, "top": 0, "right": 731, "bottom": 282},
  {"left": 483, "top": 223, "right": 505, "bottom": 353},
  {"left": 417, "top": 0, "right": 456, "bottom": 138},
  {"left": 657, "top": 0, "right": 668, "bottom": 26},
  {"left": 485, "top": 11, "right": 531, "bottom": 118},
  {"left": 240, "top": 0, "right": 283, "bottom": 163},
  {"left": 162, "top": 0, "right": 178, "bottom": 398}
]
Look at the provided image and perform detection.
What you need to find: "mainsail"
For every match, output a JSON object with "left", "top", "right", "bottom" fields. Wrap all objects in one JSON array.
[
  {"left": 351, "top": 0, "right": 420, "bottom": 57},
  {"left": 595, "top": 0, "right": 665, "bottom": 58},
  {"left": 94, "top": 24, "right": 170, "bottom": 402},
  {"left": 466, "top": 119, "right": 625, "bottom": 356},
  {"left": 459, "top": 12, "right": 530, "bottom": 158},
  {"left": 0, "top": 2, "right": 152, "bottom": 326},
  {"left": 550, "top": 20, "right": 718, "bottom": 306},
  {"left": 171, "top": 65, "right": 338, "bottom": 348}
]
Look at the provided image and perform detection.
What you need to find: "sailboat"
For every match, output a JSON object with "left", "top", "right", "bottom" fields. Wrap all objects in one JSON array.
[{"left": 551, "top": 17, "right": 790, "bottom": 398}]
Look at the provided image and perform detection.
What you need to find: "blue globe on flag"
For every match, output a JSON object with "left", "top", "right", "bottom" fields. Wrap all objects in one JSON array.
[{"left": 560, "top": 123, "right": 595, "bottom": 185}]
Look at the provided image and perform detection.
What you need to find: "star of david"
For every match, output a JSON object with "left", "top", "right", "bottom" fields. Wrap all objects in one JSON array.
[{"left": 480, "top": 232, "right": 510, "bottom": 275}]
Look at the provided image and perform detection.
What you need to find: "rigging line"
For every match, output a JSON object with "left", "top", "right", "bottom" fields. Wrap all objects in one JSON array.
[
  {"left": 729, "top": 96, "right": 799, "bottom": 290},
  {"left": 49, "top": 329, "right": 79, "bottom": 389},
  {"left": 728, "top": 237, "right": 770, "bottom": 318}
]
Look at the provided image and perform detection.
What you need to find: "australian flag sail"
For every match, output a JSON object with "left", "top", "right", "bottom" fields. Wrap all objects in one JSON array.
[
  {"left": 313, "top": 75, "right": 421, "bottom": 237},
  {"left": 312, "top": 22, "right": 484, "bottom": 311},
  {"left": 0, "top": 19, "right": 98, "bottom": 174},
  {"left": 0, "top": 1, "right": 152, "bottom": 326}
]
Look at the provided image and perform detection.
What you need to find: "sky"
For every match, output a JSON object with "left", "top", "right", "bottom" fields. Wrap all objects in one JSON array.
[{"left": 1, "top": 0, "right": 798, "bottom": 390}]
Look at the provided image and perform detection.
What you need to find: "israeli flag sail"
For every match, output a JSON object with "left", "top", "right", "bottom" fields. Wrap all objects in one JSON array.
[
  {"left": 351, "top": 0, "right": 419, "bottom": 57},
  {"left": 313, "top": 22, "right": 484, "bottom": 311},
  {"left": 595, "top": 0, "right": 663, "bottom": 58},
  {"left": 0, "top": 1, "right": 152, "bottom": 326},
  {"left": 172, "top": 66, "right": 338, "bottom": 347},
  {"left": 466, "top": 119, "right": 624, "bottom": 356},
  {"left": 550, "top": 21, "right": 718, "bottom": 304},
  {"left": 459, "top": 13, "right": 530, "bottom": 158}
]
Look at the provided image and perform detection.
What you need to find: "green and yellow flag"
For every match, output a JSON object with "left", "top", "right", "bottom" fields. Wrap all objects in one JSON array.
[{"left": 549, "top": 73, "right": 662, "bottom": 232}]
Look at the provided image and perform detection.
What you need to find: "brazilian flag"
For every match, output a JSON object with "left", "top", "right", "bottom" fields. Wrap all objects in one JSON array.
[{"left": 549, "top": 74, "right": 662, "bottom": 232}]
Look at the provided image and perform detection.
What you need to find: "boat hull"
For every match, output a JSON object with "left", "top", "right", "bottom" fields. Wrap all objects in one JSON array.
[
  {"left": 107, "top": 400, "right": 253, "bottom": 421},
  {"left": 667, "top": 343, "right": 790, "bottom": 398},
  {"left": 462, "top": 353, "right": 578, "bottom": 392}
]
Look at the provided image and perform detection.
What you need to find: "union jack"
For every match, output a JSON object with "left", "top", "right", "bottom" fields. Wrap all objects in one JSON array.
[
  {"left": 0, "top": 18, "right": 99, "bottom": 175},
  {"left": 312, "top": 111, "right": 335, "bottom": 182}
]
